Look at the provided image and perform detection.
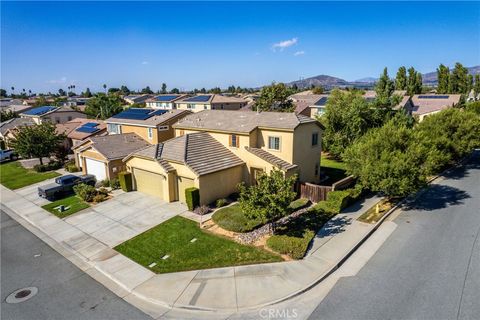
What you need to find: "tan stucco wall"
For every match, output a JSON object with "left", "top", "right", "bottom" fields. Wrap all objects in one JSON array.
[
  {"left": 40, "top": 111, "right": 86, "bottom": 124},
  {"left": 256, "top": 128, "right": 294, "bottom": 163},
  {"left": 197, "top": 165, "right": 244, "bottom": 205},
  {"left": 292, "top": 122, "right": 322, "bottom": 183},
  {"left": 118, "top": 124, "right": 156, "bottom": 144},
  {"left": 176, "top": 103, "right": 210, "bottom": 113},
  {"left": 210, "top": 102, "right": 244, "bottom": 111}
]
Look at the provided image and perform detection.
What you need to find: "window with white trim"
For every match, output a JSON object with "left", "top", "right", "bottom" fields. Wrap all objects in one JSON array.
[
  {"left": 268, "top": 136, "right": 280, "bottom": 151},
  {"left": 107, "top": 123, "right": 122, "bottom": 134},
  {"left": 147, "top": 127, "right": 153, "bottom": 139},
  {"left": 187, "top": 104, "right": 195, "bottom": 109}
]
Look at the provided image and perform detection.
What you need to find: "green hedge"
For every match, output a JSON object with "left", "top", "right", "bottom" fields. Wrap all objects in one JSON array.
[
  {"left": 185, "top": 187, "right": 200, "bottom": 211},
  {"left": 118, "top": 171, "right": 133, "bottom": 192},
  {"left": 33, "top": 161, "right": 62, "bottom": 172},
  {"left": 267, "top": 230, "right": 315, "bottom": 259},
  {"left": 288, "top": 198, "right": 310, "bottom": 212}
]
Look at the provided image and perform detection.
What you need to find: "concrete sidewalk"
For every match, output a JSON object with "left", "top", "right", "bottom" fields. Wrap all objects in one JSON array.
[{"left": 1, "top": 184, "right": 383, "bottom": 316}]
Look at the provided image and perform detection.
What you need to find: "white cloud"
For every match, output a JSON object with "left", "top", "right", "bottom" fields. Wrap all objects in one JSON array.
[
  {"left": 46, "top": 76, "right": 67, "bottom": 84},
  {"left": 272, "top": 38, "right": 298, "bottom": 51},
  {"left": 294, "top": 51, "right": 305, "bottom": 56},
  {"left": 141, "top": 61, "right": 149, "bottom": 65}
]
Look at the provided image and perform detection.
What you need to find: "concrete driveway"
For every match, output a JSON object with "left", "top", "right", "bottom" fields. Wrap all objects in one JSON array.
[{"left": 64, "top": 191, "right": 188, "bottom": 247}]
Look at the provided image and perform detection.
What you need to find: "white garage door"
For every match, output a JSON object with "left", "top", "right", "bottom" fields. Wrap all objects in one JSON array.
[{"left": 85, "top": 158, "right": 107, "bottom": 181}]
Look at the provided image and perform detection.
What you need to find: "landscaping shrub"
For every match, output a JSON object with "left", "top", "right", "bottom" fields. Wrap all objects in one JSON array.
[
  {"left": 118, "top": 171, "right": 132, "bottom": 192},
  {"left": 194, "top": 205, "right": 210, "bottom": 216},
  {"left": 100, "top": 179, "right": 110, "bottom": 188},
  {"left": 73, "top": 183, "right": 97, "bottom": 202},
  {"left": 98, "top": 187, "right": 109, "bottom": 196},
  {"left": 267, "top": 230, "right": 315, "bottom": 259},
  {"left": 216, "top": 198, "right": 227, "bottom": 208},
  {"left": 109, "top": 178, "right": 120, "bottom": 190},
  {"left": 33, "top": 161, "right": 62, "bottom": 172},
  {"left": 325, "top": 190, "right": 352, "bottom": 213},
  {"left": 185, "top": 187, "right": 200, "bottom": 211},
  {"left": 65, "top": 163, "right": 80, "bottom": 172},
  {"left": 212, "top": 204, "right": 265, "bottom": 233},
  {"left": 93, "top": 194, "right": 108, "bottom": 203},
  {"left": 288, "top": 198, "right": 309, "bottom": 211}
]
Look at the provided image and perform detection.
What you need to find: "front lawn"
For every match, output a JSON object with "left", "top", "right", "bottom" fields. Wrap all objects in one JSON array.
[
  {"left": 41, "top": 195, "right": 90, "bottom": 218},
  {"left": 115, "top": 216, "right": 282, "bottom": 273},
  {"left": 267, "top": 207, "right": 335, "bottom": 259},
  {"left": 0, "top": 161, "right": 60, "bottom": 190},
  {"left": 321, "top": 154, "right": 348, "bottom": 185},
  {"left": 212, "top": 204, "right": 265, "bottom": 233}
]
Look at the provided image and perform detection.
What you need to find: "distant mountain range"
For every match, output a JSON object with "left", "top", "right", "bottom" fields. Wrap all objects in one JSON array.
[{"left": 286, "top": 65, "right": 480, "bottom": 89}]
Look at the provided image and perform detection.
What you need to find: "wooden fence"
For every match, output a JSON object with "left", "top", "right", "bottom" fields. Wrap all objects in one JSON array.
[
  {"left": 332, "top": 175, "right": 356, "bottom": 191},
  {"left": 299, "top": 182, "right": 332, "bottom": 203}
]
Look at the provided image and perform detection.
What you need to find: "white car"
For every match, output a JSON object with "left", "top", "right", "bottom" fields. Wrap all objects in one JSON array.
[{"left": 0, "top": 149, "right": 17, "bottom": 162}]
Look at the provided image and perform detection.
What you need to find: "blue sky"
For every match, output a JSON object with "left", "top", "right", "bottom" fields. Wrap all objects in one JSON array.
[{"left": 1, "top": 1, "right": 479, "bottom": 93}]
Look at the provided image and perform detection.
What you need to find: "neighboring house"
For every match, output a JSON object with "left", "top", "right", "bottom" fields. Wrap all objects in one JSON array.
[
  {"left": 467, "top": 89, "right": 480, "bottom": 102},
  {"left": 408, "top": 94, "right": 462, "bottom": 122},
  {"left": 0, "top": 117, "right": 36, "bottom": 148},
  {"left": 72, "top": 133, "right": 150, "bottom": 181},
  {"left": 0, "top": 98, "right": 24, "bottom": 107},
  {"left": 20, "top": 106, "right": 86, "bottom": 124},
  {"left": 61, "top": 96, "right": 91, "bottom": 111},
  {"left": 105, "top": 108, "right": 191, "bottom": 144},
  {"left": 123, "top": 94, "right": 154, "bottom": 105},
  {"left": 290, "top": 94, "right": 329, "bottom": 118},
  {"left": 175, "top": 94, "right": 247, "bottom": 112},
  {"left": 145, "top": 94, "right": 187, "bottom": 109},
  {"left": 124, "top": 110, "right": 323, "bottom": 205},
  {"left": 56, "top": 118, "right": 107, "bottom": 151}
]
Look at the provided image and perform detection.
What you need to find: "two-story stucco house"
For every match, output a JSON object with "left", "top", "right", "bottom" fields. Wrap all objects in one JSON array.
[
  {"left": 145, "top": 94, "right": 188, "bottom": 109},
  {"left": 20, "top": 106, "right": 86, "bottom": 124},
  {"left": 104, "top": 108, "right": 191, "bottom": 144},
  {"left": 123, "top": 110, "right": 323, "bottom": 205},
  {"left": 175, "top": 94, "right": 247, "bottom": 112}
]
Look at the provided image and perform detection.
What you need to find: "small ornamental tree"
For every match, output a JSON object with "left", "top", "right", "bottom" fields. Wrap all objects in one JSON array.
[
  {"left": 9, "top": 122, "right": 65, "bottom": 165},
  {"left": 238, "top": 170, "right": 297, "bottom": 222}
]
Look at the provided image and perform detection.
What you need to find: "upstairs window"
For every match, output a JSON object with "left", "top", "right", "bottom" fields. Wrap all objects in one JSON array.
[
  {"left": 312, "top": 132, "right": 319, "bottom": 146},
  {"left": 268, "top": 136, "right": 280, "bottom": 151},
  {"left": 229, "top": 134, "right": 239, "bottom": 148},
  {"left": 107, "top": 123, "right": 122, "bottom": 134},
  {"left": 187, "top": 104, "right": 195, "bottom": 109}
]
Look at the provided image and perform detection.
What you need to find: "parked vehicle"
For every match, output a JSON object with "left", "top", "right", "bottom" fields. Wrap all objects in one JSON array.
[
  {"left": 38, "top": 174, "right": 96, "bottom": 200},
  {"left": 0, "top": 149, "right": 17, "bottom": 162}
]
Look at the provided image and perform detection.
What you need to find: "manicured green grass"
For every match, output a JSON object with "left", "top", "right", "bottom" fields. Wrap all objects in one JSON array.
[
  {"left": 321, "top": 154, "right": 348, "bottom": 185},
  {"left": 115, "top": 216, "right": 282, "bottom": 273},
  {"left": 212, "top": 204, "right": 265, "bottom": 233},
  {"left": 41, "top": 195, "right": 90, "bottom": 218},
  {"left": 0, "top": 161, "right": 60, "bottom": 190},
  {"left": 267, "top": 208, "right": 334, "bottom": 259}
]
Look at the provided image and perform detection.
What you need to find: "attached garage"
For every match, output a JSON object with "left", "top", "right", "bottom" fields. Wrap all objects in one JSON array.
[
  {"left": 84, "top": 158, "right": 107, "bottom": 181},
  {"left": 133, "top": 168, "right": 166, "bottom": 199}
]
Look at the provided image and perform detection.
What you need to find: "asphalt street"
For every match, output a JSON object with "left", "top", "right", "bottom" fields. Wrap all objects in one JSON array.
[
  {"left": 309, "top": 152, "right": 480, "bottom": 320},
  {"left": 0, "top": 210, "right": 152, "bottom": 320}
]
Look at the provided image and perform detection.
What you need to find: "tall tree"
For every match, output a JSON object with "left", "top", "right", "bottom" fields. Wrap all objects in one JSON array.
[
  {"left": 83, "top": 88, "right": 93, "bottom": 98},
  {"left": 170, "top": 88, "right": 180, "bottom": 94},
  {"left": 375, "top": 67, "right": 395, "bottom": 99},
  {"left": 474, "top": 74, "right": 480, "bottom": 97},
  {"left": 120, "top": 85, "right": 130, "bottom": 95},
  {"left": 102, "top": 84, "right": 107, "bottom": 94},
  {"left": 406, "top": 67, "right": 422, "bottom": 96},
  {"left": 141, "top": 86, "right": 153, "bottom": 94},
  {"left": 10, "top": 87, "right": 14, "bottom": 96},
  {"left": 449, "top": 62, "right": 469, "bottom": 94},
  {"left": 467, "top": 74, "right": 474, "bottom": 94},
  {"left": 255, "top": 82, "right": 294, "bottom": 112},
  {"left": 436, "top": 64, "right": 450, "bottom": 94},
  {"left": 0, "top": 89, "right": 6, "bottom": 97},
  {"left": 395, "top": 66, "right": 407, "bottom": 90},
  {"left": 10, "top": 122, "right": 66, "bottom": 165},
  {"left": 161, "top": 83, "right": 167, "bottom": 94},
  {"left": 58, "top": 88, "right": 66, "bottom": 96},
  {"left": 85, "top": 94, "right": 124, "bottom": 119}
]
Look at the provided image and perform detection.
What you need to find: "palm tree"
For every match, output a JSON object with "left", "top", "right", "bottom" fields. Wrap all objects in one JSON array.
[
  {"left": 103, "top": 84, "right": 107, "bottom": 94},
  {"left": 10, "top": 87, "right": 14, "bottom": 96},
  {"left": 28, "top": 90, "right": 32, "bottom": 96}
]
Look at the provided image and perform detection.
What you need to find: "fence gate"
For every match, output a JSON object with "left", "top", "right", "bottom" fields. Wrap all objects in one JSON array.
[{"left": 299, "top": 183, "right": 332, "bottom": 203}]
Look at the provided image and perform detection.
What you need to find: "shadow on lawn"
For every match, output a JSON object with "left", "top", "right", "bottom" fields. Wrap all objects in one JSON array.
[{"left": 402, "top": 184, "right": 470, "bottom": 212}]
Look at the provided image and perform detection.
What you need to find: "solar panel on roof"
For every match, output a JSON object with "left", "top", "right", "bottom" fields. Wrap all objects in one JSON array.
[
  {"left": 418, "top": 95, "right": 449, "bottom": 99},
  {"left": 184, "top": 95, "right": 211, "bottom": 102},
  {"left": 83, "top": 122, "right": 99, "bottom": 127},
  {"left": 150, "top": 110, "right": 167, "bottom": 116},
  {"left": 23, "top": 106, "right": 57, "bottom": 116},
  {"left": 155, "top": 95, "right": 180, "bottom": 102},
  {"left": 314, "top": 97, "right": 328, "bottom": 106},
  {"left": 76, "top": 126, "right": 99, "bottom": 133}
]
